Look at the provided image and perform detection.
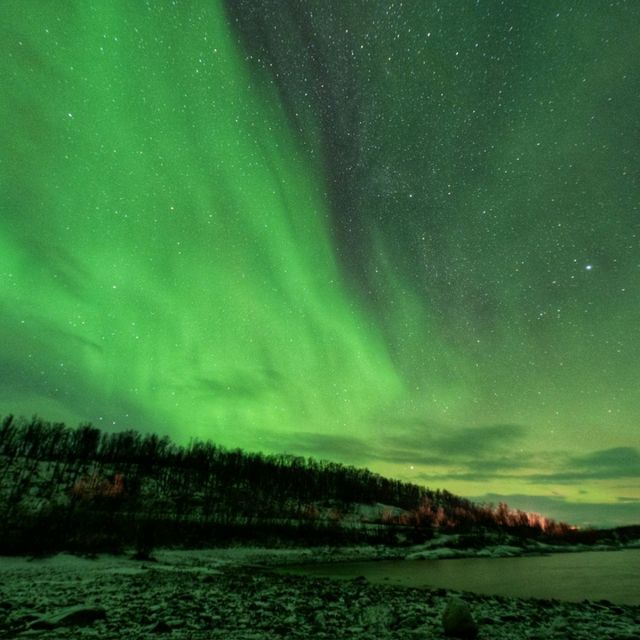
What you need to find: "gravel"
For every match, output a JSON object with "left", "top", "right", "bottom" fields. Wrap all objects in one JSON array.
[{"left": 0, "top": 551, "right": 638, "bottom": 639}]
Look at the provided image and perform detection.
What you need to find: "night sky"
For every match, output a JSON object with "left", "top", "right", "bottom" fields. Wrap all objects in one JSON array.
[{"left": 1, "top": 1, "right": 638, "bottom": 528}]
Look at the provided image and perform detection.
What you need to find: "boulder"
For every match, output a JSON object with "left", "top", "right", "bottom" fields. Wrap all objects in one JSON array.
[
  {"left": 29, "top": 605, "right": 106, "bottom": 629},
  {"left": 150, "top": 619, "right": 172, "bottom": 633},
  {"left": 442, "top": 597, "right": 478, "bottom": 638}
]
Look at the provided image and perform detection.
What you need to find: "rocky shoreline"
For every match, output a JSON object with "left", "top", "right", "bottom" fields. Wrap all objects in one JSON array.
[{"left": 0, "top": 550, "right": 638, "bottom": 639}]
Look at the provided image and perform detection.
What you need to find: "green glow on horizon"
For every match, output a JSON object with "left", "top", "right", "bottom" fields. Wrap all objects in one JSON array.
[{"left": 1, "top": 1, "right": 639, "bottom": 526}]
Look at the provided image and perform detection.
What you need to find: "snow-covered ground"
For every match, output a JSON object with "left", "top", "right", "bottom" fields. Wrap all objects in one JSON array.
[
  {"left": 401, "top": 533, "right": 640, "bottom": 561},
  {"left": 1, "top": 547, "right": 638, "bottom": 639}
]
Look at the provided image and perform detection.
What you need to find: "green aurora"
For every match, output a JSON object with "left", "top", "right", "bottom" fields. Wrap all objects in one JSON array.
[{"left": 1, "top": 1, "right": 638, "bottom": 527}]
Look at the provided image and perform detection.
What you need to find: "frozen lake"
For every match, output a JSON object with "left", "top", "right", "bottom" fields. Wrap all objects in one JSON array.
[{"left": 279, "top": 549, "right": 640, "bottom": 605}]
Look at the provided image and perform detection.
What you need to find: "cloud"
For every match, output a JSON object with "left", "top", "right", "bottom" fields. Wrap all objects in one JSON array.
[
  {"left": 252, "top": 427, "right": 639, "bottom": 528},
  {"left": 255, "top": 431, "right": 378, "bottom": 465},
  {"left": 255, "top": 425, "right": 638, "bottom": 526},
  {"left": 580, "top": 447, "right": 640, "bottom": 472},
  {"left": 428, "top": 424, "right": 525, "bottom": 457},
  {"left": 376, "top": 422, "right": 528, "bottom": 473},
  {"left": 415, "top": 441, "right": 640, "bottom": 482},
  {"left": 415, "top": 445, "right": 640, "bottom": 487},
  {"left": 526, "top": 447, "right": 640, "bottom": 483},
  {"left": 380, "top": 421, "right": 525, "bottom": 457},
  {"left": 469, "top": 492, "right": 640, "bottom": 528},
  {"left": 255, "top": 421, "right": 528, "bottom": 470},
  {"left": 415, "top": 470, "right": 518, "bottom": 484}
]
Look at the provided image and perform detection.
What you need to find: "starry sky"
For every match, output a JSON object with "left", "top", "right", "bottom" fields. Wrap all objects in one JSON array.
[{"left": 1, "top": 1, "right": 638, "bottom": 528}]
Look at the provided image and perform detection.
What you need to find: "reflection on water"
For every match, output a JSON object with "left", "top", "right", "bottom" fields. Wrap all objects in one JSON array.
[{"left": 279, "top": 549, "right": 640, "bottom": 605}]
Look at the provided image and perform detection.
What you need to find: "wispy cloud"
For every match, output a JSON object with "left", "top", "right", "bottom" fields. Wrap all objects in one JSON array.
[
  {"left": 255, "top": 431, "right": 378, "bottom": 464},
  {"left": 256, "top": 422, "right": 528, "bottom": 469},
  {"left": 427, "top": 424, "right": 525, "bottom": 457},
  {"left": 377, "top": 420, "right": 525, "bottom": 457},
  {"left": 469, "top": 492, "right": 640, "bottom": 528},
  {"left": 255, "top": 425, "right": 639, "bottom": 496},
  {"left": 525, "top": 447, "right": 640, "bottom": 483},
  {"left": 416, "top": 446, "right": 640, "bottom": 486}
]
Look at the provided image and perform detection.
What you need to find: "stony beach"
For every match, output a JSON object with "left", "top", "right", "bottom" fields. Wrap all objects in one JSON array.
[{"left": 0, "top": 549, "right": 638, "bottom": 640}]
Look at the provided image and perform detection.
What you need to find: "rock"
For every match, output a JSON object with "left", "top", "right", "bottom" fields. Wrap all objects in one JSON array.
[
  {"left": 442, "top": 597, "right": 478, "bottom": 639},
  {"left": 608, "top": 606, "right": 626, "bottom": 615},
  {"left": 13, "top": 612, "right": 41, "bottom": 626},
  {"left": 28, "top": 605, "right": 107, "bottom": 629},
  {"left": 360, "top": 605, "right": 394, "bottom": 630},
  {"left": 550, "top": 615, "right": 569, "bottom": 632},
  {"left": 150, "top": 619, "right": 172, "bottom": 633},
  {"left": 500, "top": 613, "right": 526, "bottom": 622},
  {"left": 26, "top": 618, "right": 55, "bottom": 630},
  {"left": 166, "top": 617, "right": 184, "bottom": 628},
  {"left": 313, "top": 611, "right": 327, "bottom": 627},
  {"left": 132, "top": 549, "right": 157, "bottom": 562},
  {"left": 407, "top": 624, "right": 431, "bottom": 637}
]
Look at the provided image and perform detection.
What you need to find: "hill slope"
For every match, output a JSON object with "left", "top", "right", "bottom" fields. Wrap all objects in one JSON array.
[{"left": 0, "top": 414, "right": 574, "bottom": 554}]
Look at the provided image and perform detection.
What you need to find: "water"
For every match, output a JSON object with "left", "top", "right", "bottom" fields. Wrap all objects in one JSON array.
[{"left": 278, "top": 549, "right": 640, "bottom": 605}]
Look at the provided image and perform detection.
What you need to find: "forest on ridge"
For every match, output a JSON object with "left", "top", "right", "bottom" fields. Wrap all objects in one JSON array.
[{"left": 0, "top": 415, "right": 579, "bottom": 555}]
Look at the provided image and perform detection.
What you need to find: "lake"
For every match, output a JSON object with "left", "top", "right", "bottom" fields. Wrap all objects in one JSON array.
[{"left": 277, "top": 549, "right": 640, "bottom": 605}]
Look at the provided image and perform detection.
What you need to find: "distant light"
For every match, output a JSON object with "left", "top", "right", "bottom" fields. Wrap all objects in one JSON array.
[{"left": 585, "top": 264, "right": 593, "bottom": 271}]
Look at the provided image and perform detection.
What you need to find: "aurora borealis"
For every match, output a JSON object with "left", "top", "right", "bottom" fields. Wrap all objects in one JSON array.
[{"left": 1, "top": 1, "right": 638, "bottom": 527}]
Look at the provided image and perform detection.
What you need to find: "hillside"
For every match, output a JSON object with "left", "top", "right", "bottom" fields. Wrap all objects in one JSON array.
[{"left": 0, "top": 415, "right": 576, "bottom": 555}]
